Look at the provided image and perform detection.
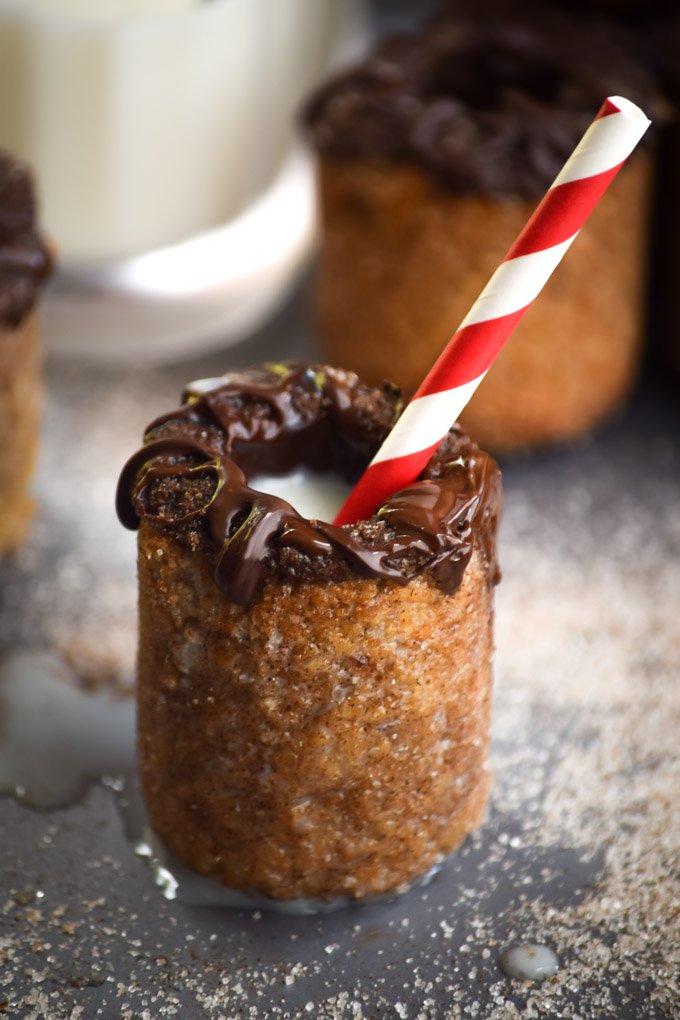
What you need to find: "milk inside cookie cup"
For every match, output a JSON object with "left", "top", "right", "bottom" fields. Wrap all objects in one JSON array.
[
  {"left": 117, "top": 363, "right": 502, "bottom": 902},
  {"left": 248, "top": 468, "right": 351, "bottom": 524}
]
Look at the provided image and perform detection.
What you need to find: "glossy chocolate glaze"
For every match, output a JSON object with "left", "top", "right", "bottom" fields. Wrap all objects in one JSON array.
[
  {"left": 0, "top": 151, "right": 51, "bottom": 328},
  {"left": 304, "top": 3, "right": 660, "bottom": 198},
  {"left": 117, "top": 364, "right": 502, "bottom": 606}
]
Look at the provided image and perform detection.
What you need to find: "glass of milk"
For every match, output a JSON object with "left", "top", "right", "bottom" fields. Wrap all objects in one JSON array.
[{"left": 0, "top": 0, "right": 349, "bottom": 263}]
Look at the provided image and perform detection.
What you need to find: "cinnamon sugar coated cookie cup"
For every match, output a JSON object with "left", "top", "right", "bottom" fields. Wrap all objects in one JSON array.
[
  {"left": 0, "top": 151, "right": 51, "bottom": 552},
  {"left": 305, "top": 7, "right": 661, "bottom": 454},
  {"left": 118, "top": 364, "right": 502, "bottom": 902},
  {"left": 137, "top": 526, "right": 493, "bottom": 900},
  {"left": 315, "top": 155, "right": 651, "bottom": 454},
  {"left": 0, "top": 311, "right": 41, "bottom": 551}
]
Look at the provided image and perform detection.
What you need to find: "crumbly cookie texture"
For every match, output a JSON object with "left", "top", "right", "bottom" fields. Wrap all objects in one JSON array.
[
  {"left": 0, "top": 311, "right": 40, "bottom": 552},
  {"left": 137, "top": 523, "right": 493, "bottom": 901}
]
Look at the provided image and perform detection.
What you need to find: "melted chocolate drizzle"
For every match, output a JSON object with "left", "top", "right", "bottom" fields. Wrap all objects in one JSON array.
[
  {"left": 0, "top": 150, "right": 51, "bottom": 328},
  {"left": 304, "top": 2, "right": 661, "bottom": 198},
  {"left": 117, "top": 364, "right": 502, "bottom": 606}
]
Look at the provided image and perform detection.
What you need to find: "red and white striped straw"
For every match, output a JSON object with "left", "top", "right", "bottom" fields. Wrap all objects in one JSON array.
[{"left": 333, "top": 96, "right": 650, "bottom": 527}]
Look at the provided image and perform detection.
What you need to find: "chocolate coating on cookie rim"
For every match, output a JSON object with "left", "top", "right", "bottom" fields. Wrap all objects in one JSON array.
[
  {"left": 304, "top": 5, "right": 660, "bottom": 198},
  {"left": 117, "top": 363, "right": 501, "bottom": 606},
  {"left": 0, "top": 149, "right": 52, "bottom": 328}
]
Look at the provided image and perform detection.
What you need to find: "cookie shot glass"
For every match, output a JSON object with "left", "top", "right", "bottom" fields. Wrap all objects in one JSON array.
[
  {"left": 304, "top": 12, "right": 659, "bottom": 454},
  {"left": 0, "top": 150, "right": 51, "bottom": 553},
  {"left": 117, "top": 363, "right": 502, "bottom": 903}
]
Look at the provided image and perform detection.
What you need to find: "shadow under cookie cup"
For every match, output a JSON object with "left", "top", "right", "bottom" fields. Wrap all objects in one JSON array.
[{"left": 118, "top": 363, "right": 502, "bottom": 901}]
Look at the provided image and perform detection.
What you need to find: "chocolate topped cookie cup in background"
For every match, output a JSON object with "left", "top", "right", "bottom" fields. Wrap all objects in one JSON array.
[
  {"left": 305, "top": 5, "right": 661, "bottom": 454},
  {"left": 0, "top": 150, "right": 51, "bottom": 552},
  {"left": 117, "top": 363, "right": 502, "bottom": 903}
]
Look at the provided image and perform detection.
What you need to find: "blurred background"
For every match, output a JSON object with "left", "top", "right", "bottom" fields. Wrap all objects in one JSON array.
[
  {"left": 2, "top": 1, "right": 361, "bottom": 263},
  {"left": 0, "top": 0, "right": 677, "bottom": 375},
  {"left": 0, "top": 0, "right": 366, "bottom": 358}
]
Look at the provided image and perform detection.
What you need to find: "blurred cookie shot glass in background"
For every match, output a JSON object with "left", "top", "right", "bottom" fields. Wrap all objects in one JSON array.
[
  {"left": 0, "top": 149, "right": 51, "bottom": 554},
  {"left": 304, "top": 3, "right": 665, "bottom": 455}
]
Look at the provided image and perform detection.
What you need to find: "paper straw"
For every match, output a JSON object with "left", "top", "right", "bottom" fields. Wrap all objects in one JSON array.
[{"left": 333, "top": 96, "right": 650, "bottom": 527}]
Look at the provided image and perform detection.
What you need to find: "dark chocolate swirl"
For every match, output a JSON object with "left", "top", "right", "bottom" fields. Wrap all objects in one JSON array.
[
  {"left": 117, "top": 363, "right": 502, "bottom": 606},
  {"left": 0, "top": 150, "right": 52, "bottom": 328},
  {"left": 304, "top": 2, "right": 662, "bottom": 198}
]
